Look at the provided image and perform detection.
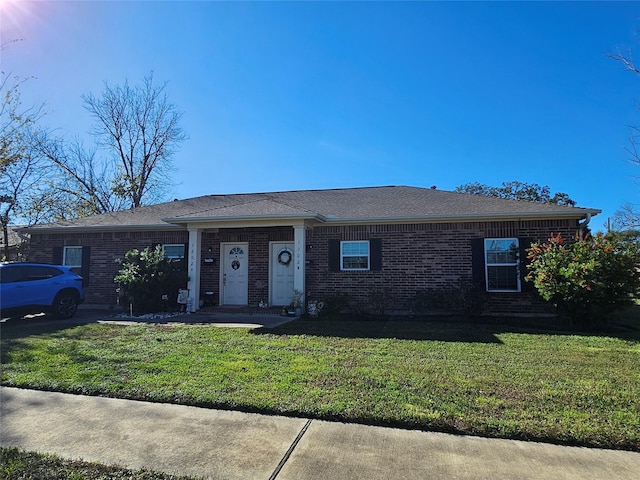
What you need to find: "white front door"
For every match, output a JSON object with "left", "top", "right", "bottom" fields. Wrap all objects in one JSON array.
[
  {"left": 221, "top": 243, "right": 248, "bottom": 305},
  {"left": 270, "top": 242, "right": 294, "bottom": 306}
]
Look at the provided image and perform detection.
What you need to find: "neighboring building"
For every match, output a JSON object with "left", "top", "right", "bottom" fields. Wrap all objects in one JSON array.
[
  {"left": 1, "top": 226, "right": 27, "bottom": 261},
  {"left": 21, "top": 186, "right": 600, "bottom": 315}
]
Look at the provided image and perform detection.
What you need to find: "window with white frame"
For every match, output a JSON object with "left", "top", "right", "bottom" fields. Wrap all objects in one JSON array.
[
  {"left": 63, "top": 246, "right": 83, "bottom": 268},
  {"left": 341, "top": 241, "right": 370, "bottom": 271},
  {"left": 484, "top": 238, "right": 520, "bottom": 292},
  {"left": 62, "top": 246, "right": 83, "bottom": 275},
  {"left": 163, "top": 244, "right": 185, "bottom": 259}
]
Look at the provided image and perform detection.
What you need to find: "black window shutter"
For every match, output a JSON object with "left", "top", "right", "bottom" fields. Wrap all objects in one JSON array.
[
  {"left": 328, "top": 239, "right": 340, "bottom": 272},
  {"left": 471, "top": 238, "right": 485, "bottom": 289},
  {"left": 53, "top": 247, "right": 63, "bottom": 265},
  {"left": 519, "top": 238, "right": 533, "bottom": 292},
  {"left": 184, "top": 242, "right": 189, "bottom": 259},
  {"left": 81, "top": 246, "right": 91, "bottom": 286},
  {"left": 370, "top": 238, "right": 382, "bottom": 271}
]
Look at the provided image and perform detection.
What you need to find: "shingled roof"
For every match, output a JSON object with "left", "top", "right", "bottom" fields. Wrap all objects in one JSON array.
[{"left": 23, "top": 186, "right": 600, "bottom": 232}]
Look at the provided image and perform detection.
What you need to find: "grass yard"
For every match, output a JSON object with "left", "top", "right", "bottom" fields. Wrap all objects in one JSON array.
[
  {"left": 0, "top": 447, "right": 204, "bottom": 480},
  {"left": 1, "top": 307, "right": 639, "bottom": 451}
]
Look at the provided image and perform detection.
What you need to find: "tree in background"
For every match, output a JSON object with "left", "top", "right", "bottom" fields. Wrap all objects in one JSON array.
[
  {"left": 526, "top": 232, "right": 640, "bottom": 328},
  {"left": 38, "top": 137, "right": 129, "bottom": 218},
  {"left": 609, "top": 45, "right": 640, "bottom": 229},
  {"left": 455, "top": 181, "right": 576, "bottom": 206},
  {"left": 0, "top": 71, "right": 48, "bottom": 258},
  {"left": 40, "top": 73, "right": 186, "bottom": 220}
]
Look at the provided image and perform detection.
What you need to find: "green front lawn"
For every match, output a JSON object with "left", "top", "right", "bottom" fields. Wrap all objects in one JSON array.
[
  {"left": 2, "top": 308, "right": 639, "bottom": 451},
  {"left": 0, "top": 447, "right": 205, "bottom": 480}
]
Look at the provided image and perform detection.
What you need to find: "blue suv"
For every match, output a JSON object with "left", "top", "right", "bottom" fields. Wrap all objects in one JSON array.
[{"left": 0, "top": 263, "right": 85, "bottom": 319}]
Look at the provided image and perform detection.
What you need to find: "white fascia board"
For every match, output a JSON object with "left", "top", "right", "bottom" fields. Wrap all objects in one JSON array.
[
  {"left": 163, "top": 213, "right": 326, "bottom": 228},
  {"left": 23, "top": 224, "right": 186, "bottom": 234},
  {"left": 25, "top": 209, "right": 600, "bottom": 233},
  {"left": 319, "top": 210, "right": 601, "bottom": 226}
]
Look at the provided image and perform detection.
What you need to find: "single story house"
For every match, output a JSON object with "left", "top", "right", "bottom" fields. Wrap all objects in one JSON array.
[{"left": 21, "top": 185, "right": 600, "bottom": 315}]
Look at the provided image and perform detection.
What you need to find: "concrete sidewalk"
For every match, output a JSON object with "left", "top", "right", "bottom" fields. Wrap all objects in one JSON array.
[{"left": 1, "top": 387, "right": 639, "bottom": 480}]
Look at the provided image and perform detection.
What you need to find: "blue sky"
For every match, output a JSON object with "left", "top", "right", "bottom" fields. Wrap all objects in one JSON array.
[{"left": 2, "top": 1, "right": 639, "bottom": 230}]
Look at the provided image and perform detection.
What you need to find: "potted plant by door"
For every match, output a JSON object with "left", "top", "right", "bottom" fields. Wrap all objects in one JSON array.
[
  {"left": 292, "top": 289, "right": 304, "bottom": 316},
  {"left": 307, "top": 300, "right": 324, "bottom": 317}
]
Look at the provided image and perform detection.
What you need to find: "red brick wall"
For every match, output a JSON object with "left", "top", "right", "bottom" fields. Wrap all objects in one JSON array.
[
  {"left": 28, "top": 230, "right": 189, "bottom": 306},
  {"left": 199, "top": 227, "right": 293, "bottom": 307},
  {"left": 27, "top": 218, "right": 581, "bottom": 314},
  {"left": 305, "top": 219, "right": 581, "bottom": 315}
]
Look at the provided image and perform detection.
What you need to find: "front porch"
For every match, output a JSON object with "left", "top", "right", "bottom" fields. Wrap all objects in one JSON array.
[
  {"left": 199, "top": 305, "right": 287, "bottom": 316},
  {"left": 181, "top": 223, "right": 310, "bottom": 313}
]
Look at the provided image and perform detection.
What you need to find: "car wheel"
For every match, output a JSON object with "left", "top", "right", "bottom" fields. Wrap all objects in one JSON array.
[{"left": 52, "top": 291, "right": 79, "bottom": 319}]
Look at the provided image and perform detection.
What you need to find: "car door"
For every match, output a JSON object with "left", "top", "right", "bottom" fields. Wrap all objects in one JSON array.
[
  {"left": 26, "top": 266, "right": 63, "bottom": 306},
  {"left": 0, "top": 265, "right": 27, "bottom": 309}
]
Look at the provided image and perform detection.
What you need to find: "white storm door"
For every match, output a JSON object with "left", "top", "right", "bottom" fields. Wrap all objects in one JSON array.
[
  {"left": 221, "top": 243, "right": 248, "bottom": 305},
  {"left": 270, "top": 242, "right": 294, "bottom": 306}
]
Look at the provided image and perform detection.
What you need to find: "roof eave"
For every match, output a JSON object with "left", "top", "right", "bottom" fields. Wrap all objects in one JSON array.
[
  {"left": 22, "top": 224, "right": 186, "bottom": 234},
  {"left": 322, "top": 209, "right": 601, "bottom": 225},
  {"left": 162, "top": 213, "right": 327, "bottom": 225},
  {"left": 23, "top": 209, "right": 600, "bottom": 234}
]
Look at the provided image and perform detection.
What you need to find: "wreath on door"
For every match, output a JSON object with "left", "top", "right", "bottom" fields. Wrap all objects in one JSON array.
[{"left": 277, "top": 249, "right": 292, "bottom": 266}]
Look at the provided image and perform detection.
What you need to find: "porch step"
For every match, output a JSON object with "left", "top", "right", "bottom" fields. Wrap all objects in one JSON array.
[{"left": 199, "top": 306, "right": 286, "bottom": 316}]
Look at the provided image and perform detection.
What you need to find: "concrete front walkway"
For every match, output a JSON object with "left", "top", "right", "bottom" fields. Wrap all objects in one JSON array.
[
  {"left": 1, "top": 387, "right": 638, "bottom": 480},
  {"left": 1, "top": 307, "right": 297, "bottom": 330}
]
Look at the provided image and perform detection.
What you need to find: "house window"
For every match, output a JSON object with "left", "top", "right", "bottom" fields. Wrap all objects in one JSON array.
[
  {"left": 63, "top": 246, "right": 83, "bottom": 268},
  {"left": 163, "top": 244, "right": 186, "bottom": 259},
  {"left": 484, "top": 238, "right": 520, "bottom": 292},
  {"left": 341, "top": 241, "right": 370, "bottom": 271}
]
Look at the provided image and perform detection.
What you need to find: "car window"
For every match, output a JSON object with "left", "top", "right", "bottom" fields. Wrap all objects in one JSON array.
[
  {"left": 25, "top": 266, "right": 63, "bottom": 281},
  {"left": 0, "top": 266, "right": 25, "bottom": 284}
]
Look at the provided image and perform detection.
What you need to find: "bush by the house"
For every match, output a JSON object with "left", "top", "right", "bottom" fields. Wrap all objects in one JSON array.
[
  {"left": 318, "top": 292, "right": 352, "bottom": 319},
  {"left": 367, "top": 287, "right": 394, "bottom": 318},
  {"left": 114, "top": 246, "right": 188, "bottom": 316},
  {"left": 411, "top": 279, "right": 485, "bottom": 315},
  {"left": 526, "top": 232, "right": 640, "bottom": 327}
]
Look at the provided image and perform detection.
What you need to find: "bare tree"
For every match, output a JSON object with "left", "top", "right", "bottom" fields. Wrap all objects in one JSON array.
[
  {"left": 38, "top": 136, "right": 128, "bottom": 218},
  {"left": 82, "top": 73, "right": 186, "bottom": 209},
  {"left": 38, "top": 73, "right": 186, "bottom": 220},
  {"left": 608, "top": 50, "right": 640, "bottom": 76},
  {"left": 34, "top": 73, "right": 185, "bottom": 222},
  {"left": 609, "top": 47, "right": 640, "bottom": 229}
]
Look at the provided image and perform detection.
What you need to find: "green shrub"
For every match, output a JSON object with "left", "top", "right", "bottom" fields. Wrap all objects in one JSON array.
[
  {"left": 526, "top": 232, "right": 640, "bottom": 326},
  {"left": 318, "top": 292, "right": 352, "bottom": 319},
  {"left": 366, "top": 288, "right": 393, "bottom": 318},
  {"left": 411, "top": 280, "right": 485, "bottom": 315},
  {"left": 114, "top": 245, "right": 188, "bottom": 315}
]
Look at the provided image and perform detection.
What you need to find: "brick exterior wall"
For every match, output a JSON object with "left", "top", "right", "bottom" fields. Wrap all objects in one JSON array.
[
  {"left": 305, "top": 218, "right": 581, "bottom": 315},
  {"left": 200, "top": 227, "right": 293, "bottom": 307},
  {"left": 26, "top": 218, "right": 581, "bottom": 314},
  {"left": 28, "top": 230, "right": 189, "bottom": 307}
]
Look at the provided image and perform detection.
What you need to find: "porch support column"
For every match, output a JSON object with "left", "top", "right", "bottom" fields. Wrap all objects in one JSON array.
[
  {"left": 187, "top": 227, "right": 202, "bottom": 312},
  {"left": 293, "top": 224, "right": 306, "bottom": 309}
]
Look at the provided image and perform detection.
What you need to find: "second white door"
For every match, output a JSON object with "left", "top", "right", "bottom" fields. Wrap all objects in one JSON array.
[{"left": 270, "top": 242, "right": 294, "bottom": 306}]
